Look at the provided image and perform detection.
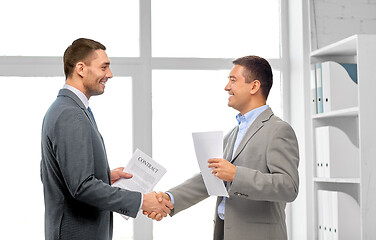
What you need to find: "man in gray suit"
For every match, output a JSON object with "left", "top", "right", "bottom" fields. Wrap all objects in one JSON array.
[
  {"left": 40, "top": 38, "right": 172, "bottom": 240},
  {"left": 148, "top": 55, "right": 299, "bottom": 240}
]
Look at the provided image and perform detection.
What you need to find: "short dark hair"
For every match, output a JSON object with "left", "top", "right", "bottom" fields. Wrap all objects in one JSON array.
[
  {"left": 232, "top": 55, "right": 273, "bottom": 99},
  {"left": 63, "top": 38, "right": 106, "bottom": 79}
]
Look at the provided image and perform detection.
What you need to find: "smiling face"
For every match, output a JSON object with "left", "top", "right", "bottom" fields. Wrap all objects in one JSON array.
[
  {"left": 81, "top": 49, "right": 112, "bottom": 99},
  {"left": 225, "top": 65, "right": 254, "bottom": 114}
]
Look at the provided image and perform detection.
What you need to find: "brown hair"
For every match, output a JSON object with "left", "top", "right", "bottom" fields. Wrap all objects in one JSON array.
[
  {"left": 63, "top": 38, "right": 106, "bottom": 79},
  {"left": 232, "top": 55, "right": 273, "bottom": 99}
]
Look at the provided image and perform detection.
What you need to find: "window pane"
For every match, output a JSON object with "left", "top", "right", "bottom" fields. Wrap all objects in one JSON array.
[
  {"left": 152, "top": 0, "right": 280, "bottom": 58},
  {"left": 0, "top": 0, "right": 139, "bottom": 57},
  {"left": 152, "top": 70, "right": 237, "bottom": 240},
  {"left": 0, "top": 77, "right": 132, "bottom": 239},
  {"left": 0, "top": 77, "right": 63, "bottom": 239},
  {"left": 90, "top": 77, "right": 133, "bottom": 168},
  {"left": 152, "top": 69, "right": 282, "bottom": 239},
  {"left": 268, "top": 70, "right": 283, "bottom": 118},
  {"left": 88, "top": 77, "right": 134, "bottom": 240}
]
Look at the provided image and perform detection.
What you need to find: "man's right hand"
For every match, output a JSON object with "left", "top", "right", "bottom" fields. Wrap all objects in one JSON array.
[{"left": 141, "top": 192, "right": 173, "bottom": 221}]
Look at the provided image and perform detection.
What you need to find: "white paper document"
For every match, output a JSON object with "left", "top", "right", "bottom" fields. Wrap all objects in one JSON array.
[
  {"left": 192, "top": 131, "right": 229, "bottom": 197},
  {"left": 112, "top": 148, "right": 167, "bottom": 219}
]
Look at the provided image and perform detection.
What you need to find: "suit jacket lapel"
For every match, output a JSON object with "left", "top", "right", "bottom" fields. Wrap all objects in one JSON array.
[
  {"left": 85, "top": 110, "right": 98, "bottom": 130},
  {"left": 231, "top": 108, "right": 274, "bottom": 163},
  {"left": 223, "top": 126, "right": 238, "bottom": 162}
]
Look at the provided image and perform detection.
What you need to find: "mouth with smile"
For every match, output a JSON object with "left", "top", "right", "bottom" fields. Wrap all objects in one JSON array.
[
  {"left": 228, "top": 92, "right": 234, "bottom": 100},
  {"left": 100, "top": 79, "right": 107, "bottom": 88}
]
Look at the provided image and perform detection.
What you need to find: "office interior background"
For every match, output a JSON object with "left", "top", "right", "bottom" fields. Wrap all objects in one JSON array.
[{"left": 1, "top": 0, "right": 376, "bottom": 239}]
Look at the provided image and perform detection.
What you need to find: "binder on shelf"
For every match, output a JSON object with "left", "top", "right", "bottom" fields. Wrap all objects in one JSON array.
[
  {"left": 332, "top": 192, "right": 338, "bottom": 240},
  {"left": 324, "top": 191, "right": 333, "bottom": 240},
  {"left": 315, "top": 126, "right": 359, "bottom": 178},
  {"left": 315, "top": 127, "right": 327, "bottom": 178},
  {"left": 321, "top": 61, "right": 358, "bottom": 113},
  {"left": 317, "top": 190, "right": 325, "bottom": 240},
  {"left": 311, "top": 66, "right": 318, "bottom": 114},
  {"left": 331, "top": 191, "right": 360, "bottom": 240},
  {"left": 317, "top": 190, "right": 361, "bottom": 240},
  {"left": 315, "top": 63, "right": 323, "bottom": 113}
]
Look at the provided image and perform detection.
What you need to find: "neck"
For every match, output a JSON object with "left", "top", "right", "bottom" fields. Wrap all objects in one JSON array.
[
  {"left": 65, "top": 78, "right": 90, "bottom": 99},
  {"left": 239, "top": 99, "right": 266, "bottom": 116}
]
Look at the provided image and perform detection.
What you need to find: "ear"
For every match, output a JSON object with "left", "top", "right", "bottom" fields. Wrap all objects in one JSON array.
[
  {"left": 75, "top": 62, "right": 86, "bottom": 78},
  {"left": 249, "top": 80, "right": 261, "bottom": 95}
]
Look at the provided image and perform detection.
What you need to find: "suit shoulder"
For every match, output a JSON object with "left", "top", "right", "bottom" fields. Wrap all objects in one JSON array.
[
  {"left": 44, "top": 98, "right": 86, "bottom": 127},
  {"left": 267, "top": 115, "right": 296, "bottom": 135}
]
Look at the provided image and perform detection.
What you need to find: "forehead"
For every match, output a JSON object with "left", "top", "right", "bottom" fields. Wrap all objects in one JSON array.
[
  {"left": 229, "top": 65, "right": 245, "bottom": 77},
  {"left": 89, "top": 49, "right": 110, "bottom": 65}
]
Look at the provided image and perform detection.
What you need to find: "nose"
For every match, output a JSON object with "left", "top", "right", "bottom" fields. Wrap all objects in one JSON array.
[
  {"left": 106, "top": 68, "right": 113, "bottom": 79},
  {"left": 224, "top": 80, "right": 231, "bottom": 91}
]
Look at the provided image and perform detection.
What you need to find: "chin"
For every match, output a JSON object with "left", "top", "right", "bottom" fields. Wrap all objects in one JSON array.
[{"left": 92, "top": 90, "right": 105, "bottom": 97}]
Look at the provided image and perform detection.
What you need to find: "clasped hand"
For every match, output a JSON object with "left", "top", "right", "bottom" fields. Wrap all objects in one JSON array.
[
  {"left": 110, "top": 168, "right": 173, "bottom": 221},
  {"left": 142, "top": 192, "right": 172, "bottom": 221},
  {"left": 143, "top": 159, "right": 235, "bottom": 221}
]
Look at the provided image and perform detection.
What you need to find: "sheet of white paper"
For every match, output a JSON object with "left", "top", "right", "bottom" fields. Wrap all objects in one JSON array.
[
  {"left": 192, "top": 131, "right": 229, "bottom": 197},
  {"left": 112, "top": 148, "right": 167, "bottom": 219}
]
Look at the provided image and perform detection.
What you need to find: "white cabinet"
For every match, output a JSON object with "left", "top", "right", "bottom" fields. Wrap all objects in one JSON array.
[{"left": 309, "top": 35, "right": 376, "bottom": 240}]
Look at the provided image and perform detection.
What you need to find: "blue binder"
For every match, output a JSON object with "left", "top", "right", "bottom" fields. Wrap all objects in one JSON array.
[{"left": 316, "top": 63, "right": 323, "bottom": 114}]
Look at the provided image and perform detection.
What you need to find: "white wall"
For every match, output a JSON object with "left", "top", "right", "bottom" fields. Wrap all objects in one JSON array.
[
  {"left": 310, "top": 0, "right": 376, "bottom": 50},
  {"left": 287, "top": 0, "right": 313, "bottom": 239}
]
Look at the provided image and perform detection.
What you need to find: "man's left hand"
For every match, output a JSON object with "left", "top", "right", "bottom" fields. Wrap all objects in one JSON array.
[
  {"left": 110, "top": 167, "right": 133, "bottom": 185},
  {"left": 208, "top": 158, "right": 236, "bottom": 182}
]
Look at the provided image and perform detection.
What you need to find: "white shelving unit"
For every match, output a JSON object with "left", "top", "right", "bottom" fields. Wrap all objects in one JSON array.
[{"left": 309, "top": 35, "right": 376, "bottom": 239}]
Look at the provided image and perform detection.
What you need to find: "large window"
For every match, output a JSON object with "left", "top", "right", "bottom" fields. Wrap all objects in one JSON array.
[
  {"left": 0, "top": 0, "right": 139, "bottom": 57},
  {"left": 1, "top": 1, "right": 286, "bottom": 239},
  {"left": 152, "top": 0, "right": 280, "bottom": 58}
]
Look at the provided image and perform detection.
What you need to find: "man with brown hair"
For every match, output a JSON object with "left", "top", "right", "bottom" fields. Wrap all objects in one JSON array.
[
  {"left": 149, "top": 55, "right": 299, "bottom": 240},
  {"left": 40, "top": 38, "right": 172, "bottom": 240}
]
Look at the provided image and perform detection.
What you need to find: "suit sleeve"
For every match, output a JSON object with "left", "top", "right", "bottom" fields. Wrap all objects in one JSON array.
[
  {"left": 168, "top": 173, "right": 209, "bottom": 216},
  {"left": 53, "top": 107, "right": 141, "bottom": 217},
  {"left": 228, "top": 122, "right": 299, "bottom": 202}
]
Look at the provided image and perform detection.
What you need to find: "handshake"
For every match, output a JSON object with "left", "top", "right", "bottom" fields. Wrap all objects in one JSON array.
[
  {"left": 111, "top": 168, "right": 173, "bottom": 221},
  {"left": 141, "top": 191, "right": 172, "bottom": 221}
]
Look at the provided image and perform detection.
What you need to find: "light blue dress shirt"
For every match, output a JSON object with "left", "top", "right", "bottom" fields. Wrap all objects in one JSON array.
[{"left": 217, "top": 105, "right": 269, "bottom": 220}]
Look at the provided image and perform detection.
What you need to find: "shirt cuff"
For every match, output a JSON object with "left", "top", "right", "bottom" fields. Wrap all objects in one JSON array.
[
  {"left": 165, "top": 191, "right": 175, "bottom": 206},
  {"left": 139, "top": 193, "right": 143, "bottom": 211}
]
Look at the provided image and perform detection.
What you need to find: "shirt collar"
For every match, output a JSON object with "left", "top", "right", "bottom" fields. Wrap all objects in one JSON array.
[
  {"left": 236, "top": 105, "right": 269, "bottom": 127},
  {"left": 63, "top": 84, "right": 89, "bottom": 109}
]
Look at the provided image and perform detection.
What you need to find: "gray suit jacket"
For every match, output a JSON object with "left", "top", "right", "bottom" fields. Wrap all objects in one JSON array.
[
  {"left": 168, "top": 108, "right": 299, "bottom": 240},
  {"left": 40, "top": 89, "right": 141, "bottom": 240}
]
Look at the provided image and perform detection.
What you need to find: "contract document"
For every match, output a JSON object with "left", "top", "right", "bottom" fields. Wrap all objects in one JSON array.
[
  {"left": 112, "top": 148, "right": 167, "bottom": 219},
  {"left": 192, "top": 131, "right": 229, "bottom": 197}
]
